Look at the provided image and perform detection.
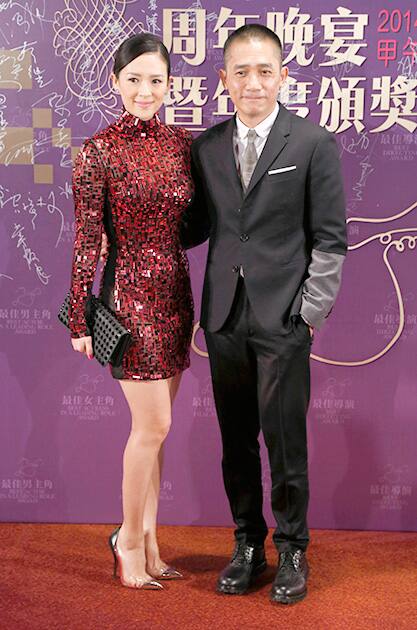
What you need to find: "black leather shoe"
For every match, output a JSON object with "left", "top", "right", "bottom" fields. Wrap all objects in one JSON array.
[
  {"left": 270, "top": 550, "right": 309, "bottom": 604},
  {"left": 217, "top": 543, "right": 267, "bottom": 595}
]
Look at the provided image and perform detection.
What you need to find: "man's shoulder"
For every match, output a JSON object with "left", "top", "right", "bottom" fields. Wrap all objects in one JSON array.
[
  {"left": 285, "top": 108, "right": 332, "bottom": 143},
  {"left": 192, "top": 118, "right": 231, "bottom": 150}
]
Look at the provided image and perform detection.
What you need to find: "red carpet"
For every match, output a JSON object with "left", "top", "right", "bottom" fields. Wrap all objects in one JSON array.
[{"left": 1, "top": 525, "right": 417, "bottom": 629}]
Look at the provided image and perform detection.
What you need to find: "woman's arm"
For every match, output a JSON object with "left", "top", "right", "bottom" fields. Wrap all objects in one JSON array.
[{"left": 68, "top": 140, "right": 107, "bottom": 338}]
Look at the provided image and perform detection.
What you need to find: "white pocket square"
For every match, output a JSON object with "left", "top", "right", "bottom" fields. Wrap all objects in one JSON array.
[{"left": 268, "top": 166, "right": 297, "bottom": 175}]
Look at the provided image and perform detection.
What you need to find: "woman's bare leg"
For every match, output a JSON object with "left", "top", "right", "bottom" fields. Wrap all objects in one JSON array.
[
  {"left": 115, "top": 377, "right": 175, "bottom": 586},
  {"left": 143, "top": 373, "right": 182, "bottom": 575}
]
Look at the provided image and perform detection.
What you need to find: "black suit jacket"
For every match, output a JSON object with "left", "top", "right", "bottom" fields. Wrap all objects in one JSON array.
[{"left": 182, "top": 104, "right": 347, "bottom": 334}]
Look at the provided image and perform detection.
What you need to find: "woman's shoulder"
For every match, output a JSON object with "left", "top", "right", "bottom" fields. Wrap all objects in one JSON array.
[
  {"left": 73, "top": 123, "right": 119, "bottom": 175},
  {"left": 164, "top": 124, "right": 193, "bottom": 145},
  {"left": 79, "top": 119, "right": 121, "bottom": 154}
]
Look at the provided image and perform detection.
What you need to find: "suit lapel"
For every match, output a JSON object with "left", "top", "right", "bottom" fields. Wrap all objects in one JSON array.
[
  {"left": 245, "top": 104, "right": 292, "bottom": 197},
  {"left": 215, "top": 117, "right": 243, "bottom": 202}
]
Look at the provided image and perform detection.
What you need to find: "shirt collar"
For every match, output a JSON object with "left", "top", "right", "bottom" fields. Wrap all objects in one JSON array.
[{"left": 235, "top": 102, "right": 279, "bottom": 140}]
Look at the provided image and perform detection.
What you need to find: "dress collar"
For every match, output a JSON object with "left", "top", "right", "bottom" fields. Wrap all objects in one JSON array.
[{"left": 115, "top": 109, "right": 162, "bottom": 137}]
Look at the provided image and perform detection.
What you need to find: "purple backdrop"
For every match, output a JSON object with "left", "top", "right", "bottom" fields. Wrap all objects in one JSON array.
[{"left": 1, "top": 1, "right": 416, "bottom": 530}]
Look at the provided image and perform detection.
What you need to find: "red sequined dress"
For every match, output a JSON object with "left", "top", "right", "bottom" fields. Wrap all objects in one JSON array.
[{"left": 68, "top": 110, "right": 194, "bottom": 380}]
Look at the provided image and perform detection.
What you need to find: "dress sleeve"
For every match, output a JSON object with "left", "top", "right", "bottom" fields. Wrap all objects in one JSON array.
[{"left": 68, "top": 140, "right": 106, "bottom": 338}]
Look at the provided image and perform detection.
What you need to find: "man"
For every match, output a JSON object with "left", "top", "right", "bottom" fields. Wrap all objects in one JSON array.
[{"left": 181, "top": 24, "right": 347, "bottom": 604}]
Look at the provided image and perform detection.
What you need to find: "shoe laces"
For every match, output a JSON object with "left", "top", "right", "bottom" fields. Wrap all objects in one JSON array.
[
  {"left": 232, "top": 544, "right": 255, "bottom": 564},
  {"left": 280, "top": 549, "right": 302, "bottom": 571}
]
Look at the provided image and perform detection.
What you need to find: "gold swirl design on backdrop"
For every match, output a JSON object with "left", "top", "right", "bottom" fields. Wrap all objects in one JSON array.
[
  {"left": 53, "top": 0, "right": 143, "bottom": 113},
  {"left": 191, "top": 201, "right": 417, "bottom": 366},
  {"left": 191, "top": 321, "right": 207, "bottom": 358},
  {"left": 311, "top": 200, "right": 417, "bottom": 367}
]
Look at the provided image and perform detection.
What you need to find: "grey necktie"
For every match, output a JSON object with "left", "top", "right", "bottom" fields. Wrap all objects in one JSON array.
[{"left": 240, "top": 129, "right": 258, "bottom": 191}]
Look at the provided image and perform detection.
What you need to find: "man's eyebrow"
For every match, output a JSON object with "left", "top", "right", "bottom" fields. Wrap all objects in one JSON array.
[{"left": 232, "top": 63, "right": 274, "bottom": 69}]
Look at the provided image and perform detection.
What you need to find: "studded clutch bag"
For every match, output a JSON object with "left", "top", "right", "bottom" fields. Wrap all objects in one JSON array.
[{"left": 58, "top": 293, "right": 132, "bottom": 367}]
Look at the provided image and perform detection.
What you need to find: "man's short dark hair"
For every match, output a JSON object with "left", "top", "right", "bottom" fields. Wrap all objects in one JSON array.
[{"left": 223, "top": 24, "right": 283, "bottom": 65}]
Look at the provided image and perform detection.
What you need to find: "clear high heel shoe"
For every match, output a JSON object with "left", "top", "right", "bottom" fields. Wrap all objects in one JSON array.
[
  {"left": 149, "top": 565, "right": 184, "bottom": 580},
  {"left": 108, "top": 526, "right": 164, "bottom": 590}
]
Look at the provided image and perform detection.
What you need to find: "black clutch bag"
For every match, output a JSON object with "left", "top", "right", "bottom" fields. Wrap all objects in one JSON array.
[{"left": 58, "top": 293, "right": 132, "bottom": 367}]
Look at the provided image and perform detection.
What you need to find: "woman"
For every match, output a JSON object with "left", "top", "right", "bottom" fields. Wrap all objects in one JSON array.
[{"left": 68, "top": 33, "right": 194, "bottom": 589}]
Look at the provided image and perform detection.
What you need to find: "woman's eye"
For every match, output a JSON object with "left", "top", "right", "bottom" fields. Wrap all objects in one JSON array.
[
  {"left": 129, "top": 78, "right": 138, "bottom": 83},
  {"left": 153, "top": 79, "right": 162, "bottom": 84}
]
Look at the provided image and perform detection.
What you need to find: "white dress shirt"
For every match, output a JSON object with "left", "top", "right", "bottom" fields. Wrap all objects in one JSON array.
[{"left": 233, "top": 102, "right": 280, "bottom": 172}]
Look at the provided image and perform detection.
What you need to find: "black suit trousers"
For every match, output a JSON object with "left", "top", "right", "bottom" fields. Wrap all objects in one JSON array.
[{"left": 205, "top": 278, "right": 312, "bottom": 553}]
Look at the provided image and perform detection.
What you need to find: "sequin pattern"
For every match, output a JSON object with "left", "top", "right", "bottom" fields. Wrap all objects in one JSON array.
[{"left": 69, "top": 110, "right": 194, "bottom": 380}]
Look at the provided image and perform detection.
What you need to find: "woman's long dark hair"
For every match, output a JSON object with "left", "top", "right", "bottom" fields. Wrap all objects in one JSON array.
[{"left": 113, "top": 33, "right": 171, "bottom": 77}]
